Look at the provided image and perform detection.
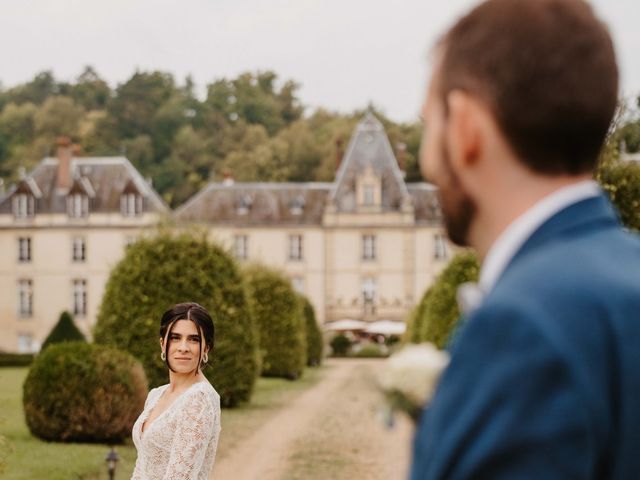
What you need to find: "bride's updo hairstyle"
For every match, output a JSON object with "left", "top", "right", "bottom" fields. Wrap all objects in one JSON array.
[{"left": 160, "top": 302, "right": 215, "bottom": 374}]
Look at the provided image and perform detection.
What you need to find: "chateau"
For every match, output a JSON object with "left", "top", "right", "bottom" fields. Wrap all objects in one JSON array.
[{"left": 0, "top": 114, "right": 448, "bottom": 353}]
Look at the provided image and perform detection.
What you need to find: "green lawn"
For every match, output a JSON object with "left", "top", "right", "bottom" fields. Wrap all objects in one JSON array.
[{"left": 0, "top": 365, "right": 326, "bottom": 480}]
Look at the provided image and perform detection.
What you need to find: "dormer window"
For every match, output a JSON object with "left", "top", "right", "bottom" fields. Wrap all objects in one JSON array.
[
  {"left": 290, "top": 195, "right": 305, "bottom": 216},
  {"left": 121, "top": 193, "right": 143, "bottom": 217},
  {"left": 363, "top": 185, "right": 375, "bottom": 206},
  {"left": 237, "top": 195, "right": 253, "bottom": 215},
  {"left": 13, "top": 194, "right": 35, "bottom": 219},
  {"left": 356, "top": 165, "right": 381, "bottom": 207},
  {"left": 68, "top": 193, "right": 89, "bottom": 218}
]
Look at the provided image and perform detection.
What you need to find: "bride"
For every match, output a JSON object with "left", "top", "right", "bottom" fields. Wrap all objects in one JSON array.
[{"left": 132, "top": 303, "right": 221, "bottom": 479}]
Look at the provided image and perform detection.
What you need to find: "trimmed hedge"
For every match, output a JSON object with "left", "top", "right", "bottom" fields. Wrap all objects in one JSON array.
[
  {"left": 244, "top": 264, "right": 306, "bottom": 379},
  {"left": 300, "top": 295, "right": 323, "bottom": 366},
  {"left": 41, "top": 311, "right": 85, "bottom": 351},
  {"left": 0, "top": 353, "right": 34, "bottom": 367},
  {"left": 94, "top": 232, "right": 259, "bottom": 407},
  {"left": 23, "top": 342, "right": 147, "bottom": 443}
]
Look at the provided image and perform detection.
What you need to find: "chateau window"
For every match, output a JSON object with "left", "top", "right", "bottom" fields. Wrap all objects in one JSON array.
[
  {"left": 234, "top": 235, "right": 248, "bottom": 260},
  {"left": 18, "top": 237, "right": 31, "bottom": 263},
  {"left": 291, "top": 276, "right": 305, "bottom": 293},
  {"left": 17, "top": 334, "right": 35, "bottom": 353},
  {"left": 72, "top": 237, "right": 86, "bottom": 262},
  {"left": 121, "top": 193, "right": 143, "bottom": 217},
  {"left": 67, "top": 193, "right": 89, "bottom": 218},
  {"left": 73, "top": 279, "right": 87, "bottom": 317},
  {"left": 434, "top": 233, "right": 448, "bottom": 260},
  {"left": 362, "top": 277, "right": 376, "bottom": 315},
  {"left": 237, "top": 195, "right": 253, "bottom": 215},
  {"left": 13, "top": 194, "right": 35, "bottom": 219},
  {"left": 124, "top": 236, "right": 137, "bottom": 248},
  {"left": 362, "top": 234, "right": 376, "bottom": 261},
  {"left": 18, "top": 279, "right": 33, "bottom": 318},
  {"left": 288, "top": 234, "right": 303, "bottom": 261}
]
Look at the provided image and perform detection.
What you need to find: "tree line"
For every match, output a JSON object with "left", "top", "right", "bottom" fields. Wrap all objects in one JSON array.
[{"left": 0, "top": 67, "right": 423, "bottom": 207}]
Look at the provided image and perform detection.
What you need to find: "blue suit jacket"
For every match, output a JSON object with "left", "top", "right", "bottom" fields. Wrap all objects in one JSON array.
[{"left": 411, "top": 194, "right": 640, "bottom": 479}]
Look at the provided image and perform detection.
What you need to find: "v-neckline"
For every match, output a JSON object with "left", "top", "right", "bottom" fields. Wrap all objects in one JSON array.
[{"left": 141, "top": 381, "right": 205, "bottom": 437}]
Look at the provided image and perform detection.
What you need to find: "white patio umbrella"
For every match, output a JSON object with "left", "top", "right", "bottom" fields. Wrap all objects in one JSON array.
[
  {"left": 325, "top": 319, "right": 368, "bottom": 331},
  {"left": 364, "top": 320, "right": 406, "bottom": 336}
]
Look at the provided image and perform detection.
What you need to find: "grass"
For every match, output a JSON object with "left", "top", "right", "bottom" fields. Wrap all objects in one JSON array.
[{"left": 0, "top": 365, "right": 326, "bottom": 480}]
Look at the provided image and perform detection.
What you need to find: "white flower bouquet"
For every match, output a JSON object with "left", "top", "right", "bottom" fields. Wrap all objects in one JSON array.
[{"left": 377, "top": 343, "right": 450, "bottom": 424}]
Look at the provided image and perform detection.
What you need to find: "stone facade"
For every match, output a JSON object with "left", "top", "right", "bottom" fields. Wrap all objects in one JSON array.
[
  {"left": 0, "top": 139, "right": 168, "bottom": 352},
  {"left": 0, "top": 115, "right": 448, "bottom": 353}
]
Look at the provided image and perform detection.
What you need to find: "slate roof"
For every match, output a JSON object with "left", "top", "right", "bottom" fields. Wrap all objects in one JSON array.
[
  {"left": 175, "top": 113, "right": 444, "bottom": 226},
  {"left": 175, "top": 183, "right": 332, "bottom": 226},
  {"left": 330, "top": 113, "right": 410, "bottom": 212},
  {"left": 0, "top": 157, "right": 168, "bottom": 215},
  {"left": 407, "top": 183, "right": 444, "bottom": 225}
]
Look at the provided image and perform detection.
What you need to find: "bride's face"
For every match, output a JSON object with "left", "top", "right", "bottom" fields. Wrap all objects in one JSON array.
[{"left": 162, "top": 319, "right": 205, "bottom": 375}]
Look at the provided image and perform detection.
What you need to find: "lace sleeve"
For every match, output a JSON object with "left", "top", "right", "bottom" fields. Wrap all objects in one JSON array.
[{"left": 162, "top": 390, "right": 218, "bottom": 480}]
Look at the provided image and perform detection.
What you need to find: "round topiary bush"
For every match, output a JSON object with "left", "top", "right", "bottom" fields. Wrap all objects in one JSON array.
[
  {"left": 244, "top": 264, "right": 306, "bottom": 379},
  {"left": 93, "top": 232, "right": 259, "bottom": 407},
  {"left": 299, "top": 295, "right": 323, "bottom": 366},
  {"left": 23, "top": 342, "right": 147, "bottom": 443},
  {"left": 41, "top": 311, "right": 85, "bottom": 351},
  {"left": 330, "top": 334, "right": 351, "bottom": 356}
]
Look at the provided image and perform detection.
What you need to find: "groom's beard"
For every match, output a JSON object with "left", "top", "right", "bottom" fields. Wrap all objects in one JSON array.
[{"left": 437, "top": 139, "right": 476, "bottom": 247}]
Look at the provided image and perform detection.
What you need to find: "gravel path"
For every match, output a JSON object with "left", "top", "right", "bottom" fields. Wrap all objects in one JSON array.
[{"left": 211, "top": 358, "right": 413, "bottom": 480}]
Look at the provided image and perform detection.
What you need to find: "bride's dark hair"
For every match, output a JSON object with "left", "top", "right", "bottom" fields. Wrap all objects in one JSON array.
[{"left": 160, "top": 302, "right": 215, "bottom": 374}]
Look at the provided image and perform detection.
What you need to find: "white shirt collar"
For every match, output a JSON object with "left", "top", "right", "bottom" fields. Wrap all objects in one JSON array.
[{"left": 479, "top": 180, "right": 601, "bottom": 295}]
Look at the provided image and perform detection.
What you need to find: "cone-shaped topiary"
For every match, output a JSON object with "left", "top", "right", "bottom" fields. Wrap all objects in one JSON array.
[
  {"left": 403, "top": 288, "right": 431, "bottom": 344},
  {"left": 41, "top": 311, "right": 85, "bottom": 351},
  {"left": 23, "top": 342, "right": 147, "bottom": 443},
  {"left": 244, "top": 264, "right": 306, "bottom": 379},
  {"left": 93, "top": 231, "right": 259, "bottom": 407},
  {"left": 299, "top": 295, "right": 323, "bottom": 366},
  {"left": 419, "top": 251, "right": 480, "bottom": 348}
]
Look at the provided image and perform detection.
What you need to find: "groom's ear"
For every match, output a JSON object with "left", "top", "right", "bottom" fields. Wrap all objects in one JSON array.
[{"left": 445, "top": 90, "right": 484, "bottom": 173}]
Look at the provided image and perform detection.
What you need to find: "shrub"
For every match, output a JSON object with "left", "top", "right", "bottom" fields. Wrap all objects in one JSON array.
[
  {"left": 330, "top": 334, "right": 351, "bottom": 356},
  {"left": 0, "top": 353, "right": 34, "bottom": 367},
  {"left": 244, "top": 264, "right": 306, "bottom": 379},
  {"left": 352, "top": 343, "right": 389, "bottom": 358},
  {"left": 300, "top": 295, "right": 323, "bottom": 366},
  {"left": 41, "top": 311, "right": 85, "bottom": 351},
  {"left": 94, "top": 232, "right": 259, "bottom": 407},
  {"left": 419, "top": 252, "right": 480, "bottom": 348},
  {"left": 597, "top": 159, "right": 640, "bottom": 232},
  {"left": 23, "top": 342, "right": 147, "bottom": 443},
  {"left": 403, "top": 288, "right": 431, "bottom": 344}
]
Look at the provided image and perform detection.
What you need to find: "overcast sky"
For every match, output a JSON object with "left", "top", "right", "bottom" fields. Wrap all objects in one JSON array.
[{"left": 1, "top": 0, "right": 638, "bottom": 122}]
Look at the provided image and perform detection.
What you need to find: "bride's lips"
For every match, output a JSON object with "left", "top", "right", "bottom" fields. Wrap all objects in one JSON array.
[{"left": 174, "top": 357, "right": 192, "bottom": 361}]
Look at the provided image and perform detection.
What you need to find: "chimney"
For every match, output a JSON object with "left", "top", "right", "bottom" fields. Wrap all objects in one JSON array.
[
  {"left": 56, "top": 136, "right": 73, "bottom": 190},
  {"left": 222, "top": 170, "right": 235, "bottom": 186},
  {"left": 335, "top": 137, "right": 344, "bottom": 171},
  {"left": 395, "top": 142, "right": 407, "bottom": 176}
]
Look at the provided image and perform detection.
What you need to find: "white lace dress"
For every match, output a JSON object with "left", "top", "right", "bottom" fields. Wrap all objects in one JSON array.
[{"left": 131, "top": 381, "right": 221, "bottom": 480}]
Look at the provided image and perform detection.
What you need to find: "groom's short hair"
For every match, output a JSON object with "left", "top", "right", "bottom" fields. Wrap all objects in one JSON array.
[{"left": 437, "top": 0, "right": 618, "bottom": 175}]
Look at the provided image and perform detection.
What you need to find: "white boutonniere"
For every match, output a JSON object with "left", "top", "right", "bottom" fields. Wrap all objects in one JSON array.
[{"left": 377, "top": 343, "right": 450, "bottom": 425}]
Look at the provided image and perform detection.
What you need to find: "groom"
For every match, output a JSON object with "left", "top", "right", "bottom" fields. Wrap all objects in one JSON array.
[{"left": 411, "top": 0, "right": 640, "bottom": 478}]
